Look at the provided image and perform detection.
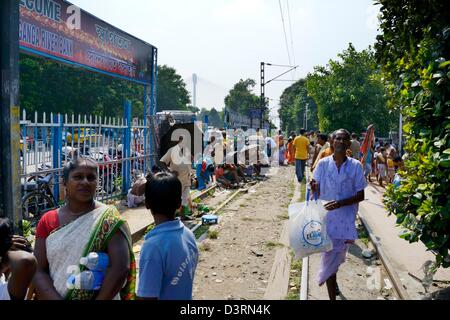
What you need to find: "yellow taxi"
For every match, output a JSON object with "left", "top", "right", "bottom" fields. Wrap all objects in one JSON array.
[{"left": 65, "top": 128, "right": 103, "bottom": 145}]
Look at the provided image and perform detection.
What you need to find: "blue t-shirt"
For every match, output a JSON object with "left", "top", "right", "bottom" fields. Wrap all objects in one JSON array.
[{"left": 137, "top": 219, "right": 198, "bottom": 300}]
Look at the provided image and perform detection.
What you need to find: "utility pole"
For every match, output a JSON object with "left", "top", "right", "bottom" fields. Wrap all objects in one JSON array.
[
  {"left": 192, "top": 73, "right": 198, "bottom": 109},
  {"left": 260, "top": 62, "right": 298, "bottom": 131},
  {"left": 260, "top": 62, "right": 265, "bottom": 130},
  {"left": 0, "top": 0, "right": 21, "bottom": 232},
  {"left": 305, "top": 103, "right": 309, "bottom": 131}
]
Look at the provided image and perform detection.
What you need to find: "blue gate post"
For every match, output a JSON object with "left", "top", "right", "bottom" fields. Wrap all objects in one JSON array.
[
  {"left": 52, "top": 114, "right": 63, "bottom": 201},
  {"left": 149, "top": 47, "right": 158, "bottom": 169},
  {"left": 123, "top": 101, "right": 132, "bottom": 195},
  {"left": 143, "top": 86, "right": 148, "bottom": 174}
]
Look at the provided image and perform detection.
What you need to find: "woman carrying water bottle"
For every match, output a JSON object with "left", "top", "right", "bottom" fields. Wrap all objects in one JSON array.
[{"left": 33, "top": 158, "right": 136, "bottom": 300}]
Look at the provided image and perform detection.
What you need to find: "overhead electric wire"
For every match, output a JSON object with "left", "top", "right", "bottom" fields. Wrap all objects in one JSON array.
[
  {"left": 286, "top": 0, "right": 296, "bottom": 80},
  {"left": 278, "top": 0, "right": 292, "bottom": 67}
]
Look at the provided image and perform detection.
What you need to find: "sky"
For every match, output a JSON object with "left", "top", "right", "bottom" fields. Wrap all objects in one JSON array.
[{"left": 70, "top": 0, "right": 381, "bottom": 126}]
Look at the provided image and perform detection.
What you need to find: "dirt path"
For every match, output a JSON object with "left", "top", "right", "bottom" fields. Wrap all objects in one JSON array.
[{"left": 193, "top": 166, "right": 295, "bottom": 300}]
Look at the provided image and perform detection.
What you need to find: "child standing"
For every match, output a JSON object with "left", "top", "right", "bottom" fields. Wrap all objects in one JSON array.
[
  {"left": 137, "top": 173, "right": 198, "bottom": 300},
  {"left": 376, "top": 147, "right": 388, "bottom": 187},
  {"left": 387, "top": 149, "right": 396, "bottom": 183}
]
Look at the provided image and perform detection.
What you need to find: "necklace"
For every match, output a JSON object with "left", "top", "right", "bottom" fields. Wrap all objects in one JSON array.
[{"left": 66, "top": 200, "right": 96, "bottom": 217}]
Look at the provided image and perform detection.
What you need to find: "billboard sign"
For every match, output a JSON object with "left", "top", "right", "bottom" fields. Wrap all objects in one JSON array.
[{"left": 19, "top": 0, "right": 155, "bottom": 84}]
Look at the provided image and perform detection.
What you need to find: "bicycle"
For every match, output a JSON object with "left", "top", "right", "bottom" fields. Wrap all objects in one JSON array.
[{"left": 21, "top": 167, "right": 59, "bottom": 226}]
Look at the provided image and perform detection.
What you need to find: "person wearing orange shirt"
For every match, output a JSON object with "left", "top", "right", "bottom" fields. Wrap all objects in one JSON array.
[{"left": 293, "top": 129, "right": 310, "bottom": 183}]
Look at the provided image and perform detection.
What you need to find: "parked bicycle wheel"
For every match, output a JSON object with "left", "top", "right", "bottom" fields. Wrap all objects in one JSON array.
[{"left": 21, "top": 191, "right": 57, "bottom": 225}]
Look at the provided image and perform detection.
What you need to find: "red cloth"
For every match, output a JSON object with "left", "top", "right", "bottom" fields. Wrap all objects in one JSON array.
[
  {"left": 202, "top": 161, "right": 207, "bottom": 173},
  {"left": 36, "top": 209, "right": 60, "bottom": 239},
  {"left": 215, "top": 167, "right": 224, "bottom": 179}
]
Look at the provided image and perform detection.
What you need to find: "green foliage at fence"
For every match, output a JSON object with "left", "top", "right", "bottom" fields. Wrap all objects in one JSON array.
[{"left": 377, "top": 0, "right": 450, "bottom": 268}]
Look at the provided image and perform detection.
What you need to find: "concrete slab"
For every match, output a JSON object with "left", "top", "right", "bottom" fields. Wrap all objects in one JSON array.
[
  {"left": 121, "top": 206, "right": 154, "bottom": 243},
  {"left": 359, "top": 183, "right": 450, "bottom": 299}
]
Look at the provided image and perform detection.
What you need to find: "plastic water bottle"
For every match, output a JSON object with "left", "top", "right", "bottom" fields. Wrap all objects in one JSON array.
[
  {"left": 80, "top": 252, "right": 109, "bottom": 272},
  {"left": 67, "top": 270, "right": 104, "bottom": 290}
]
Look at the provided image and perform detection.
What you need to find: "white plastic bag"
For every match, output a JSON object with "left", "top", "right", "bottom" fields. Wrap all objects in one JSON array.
[{"left": 289, "top": 192, "right": 333, "bottom": 260}]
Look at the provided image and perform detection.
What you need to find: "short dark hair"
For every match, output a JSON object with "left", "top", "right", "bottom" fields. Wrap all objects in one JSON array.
[
  {"left": 63, "top": 157, "right": 98, "bottom": 184},
  {"left": 145, "top": 172, "right": 182, "bottom": 218},
  {"left": 0, "top": 218, "right": 13, "bottom": 260},
  {"left": 319, "top": 134, "right": 328, "bottom": 142},
  {"left": 299, "top": 129, "right": 306, "bottom": 135},
  {"left": 332, "top": 129, "right": 351, "bottom": 140}
]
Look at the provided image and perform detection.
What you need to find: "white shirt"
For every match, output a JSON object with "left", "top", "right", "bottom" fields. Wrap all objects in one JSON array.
[
  {"left": 0, "top": 274, "right": 11, "bottom": 300},
  {"left": 160, "top": 144, "right": 192, "bottom": 188},
  {"left": 313, "top": 156, "right": 367, "bottom": 240}
]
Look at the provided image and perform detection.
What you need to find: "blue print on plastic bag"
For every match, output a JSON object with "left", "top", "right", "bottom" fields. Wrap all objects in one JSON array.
[{"left": 302, "top": 220, "right": 324, "bottom": 247}]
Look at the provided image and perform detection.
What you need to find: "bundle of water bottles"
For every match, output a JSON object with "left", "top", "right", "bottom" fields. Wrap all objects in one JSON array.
[{"left": 67, "top": 252, "right": 109, "bottom": 291}]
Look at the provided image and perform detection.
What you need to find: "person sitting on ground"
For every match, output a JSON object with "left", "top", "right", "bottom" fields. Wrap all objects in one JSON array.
[
  {"left": 0, "top": 218, "right": 36, "bottom": 300},
  {"left": 127, "top": 175, "right": 147, "bottom": 208},
  {"left": 137, "top": 172, "right": 199, "bottom": 300},
  {"left": 223, "top": 164, "right": 245, "bottom": 185},
  {"left": 33, "top": 158, "right": 135, "bottom": 300},
  {"left": 214, "top": 165, "right": 234, "bottom": 189}
]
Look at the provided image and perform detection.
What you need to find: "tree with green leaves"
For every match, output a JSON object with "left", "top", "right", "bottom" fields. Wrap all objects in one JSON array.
[
  {"left": 305, "top": 43, "right": 396, "bottom": 136},
  {"left": 279, "top": 79, "right": 319, "bottom": 134},
  {"left": 19, "top": 56, "right": 192, "bottom": 118},
  {"left": 20, "top": 54, "right": 144, "bottom": 118},
  {"left": 156, "top": 65, "right": 191, "bottom": 112},
  {"left": 199, "top": 108, "right": 223, "bottom": 129},
  {"left": 224, "top": 79, "right": 261, "bottom": 117},
  {"left": 377, "top": 0, "right": 450, "bottom": 269}
]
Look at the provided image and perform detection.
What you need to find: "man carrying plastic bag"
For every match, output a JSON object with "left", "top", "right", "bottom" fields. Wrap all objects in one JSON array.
[
  {"left": 310, "top": 129, "right": 367, "bottom": 300},
  {"left": 289, "top": 190, "right": 332, "bottom": 260}
]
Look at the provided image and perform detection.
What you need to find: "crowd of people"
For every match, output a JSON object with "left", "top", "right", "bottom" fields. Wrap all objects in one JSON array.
[
  {"left": 1, "top": 124, "right": 405, "bottom": 301},
  {"left": 279, "top": 128, "right": 404, "bottom": 189}
]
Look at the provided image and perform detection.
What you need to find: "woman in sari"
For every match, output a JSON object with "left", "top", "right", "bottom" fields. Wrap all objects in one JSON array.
[
  {"left": 360, "top": 125, "right": 375, "bottom": 182},
  {"left": 286, "top": 138, "right": 295, "bottom": 165},
  {"left": 33, "top": 158, "right": 135, "bottom": 300}
]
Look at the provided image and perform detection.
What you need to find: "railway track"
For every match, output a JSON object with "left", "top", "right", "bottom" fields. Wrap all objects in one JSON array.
[{"left": 299, "top": 211, "right": 404, "bottom": 300}]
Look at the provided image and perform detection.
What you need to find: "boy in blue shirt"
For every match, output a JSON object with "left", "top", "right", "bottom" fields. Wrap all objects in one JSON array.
[{"left": 137, "top": 172, "right": 199, "bottom": 300}]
